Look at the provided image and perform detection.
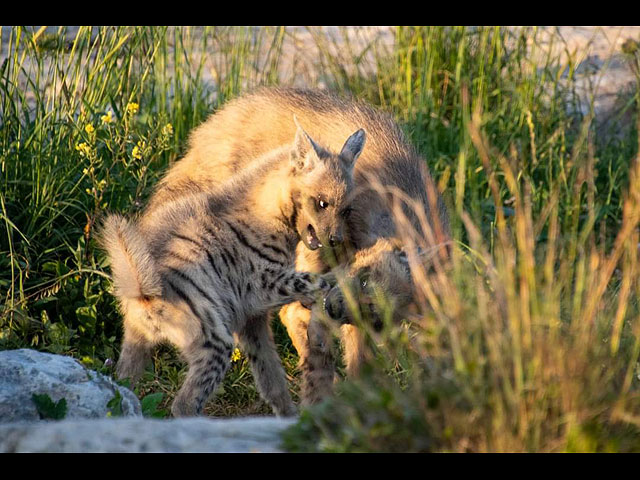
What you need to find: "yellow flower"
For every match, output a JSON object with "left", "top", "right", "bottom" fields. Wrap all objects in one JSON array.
[
  {"left": 231, "top": 348, "right": 242, "bottom": 363},
  {"left": 100, "top": 111, "right": 114, "bottom": 124},
  {"left": 131, "top": 145, "right": 142, "bottom": 160},
  {"left": 126, "top": 102, "right": 139, "bottom": 115},
  {"left": 75, "top": 142, "right": 93, "bottom": 157},
  {"left": 162, "top": 123, "right": 174, "bottom": 137},
  {"left": 132, "top": 140, "right": 146, "bottom": 160},
  {"left": 85, "top": 124, "right": 95, "bottom": 135}
]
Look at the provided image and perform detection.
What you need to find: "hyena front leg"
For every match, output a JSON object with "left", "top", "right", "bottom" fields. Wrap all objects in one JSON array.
[
  {"left": 277, "top": 247, "right": 338, "bottom": 406},
  {"left": 237, "top": 314, "right": 297, "bottom": 417},
  {"left": 265, "top": 269, "right": 332, "bottom": 308},
  {"left": 341, "top": 324, "right": 367, "bottom": 377},
  {"left": 171, "top": 328, "right": 234, "bottom": 417},
  {"left": 284, "top": 302, "right": 336, "bottom": 406}
]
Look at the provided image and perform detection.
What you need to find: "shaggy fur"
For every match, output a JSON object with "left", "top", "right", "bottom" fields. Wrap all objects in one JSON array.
[
  {"left": 101, "top": 122, "right": 364, "bottom": 416},
  {"left": 143, "top": 87, "right": 450, "bottom": 405}
]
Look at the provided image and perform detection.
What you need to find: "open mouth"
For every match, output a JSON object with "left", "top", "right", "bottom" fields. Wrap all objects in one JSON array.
[{"left": 306, "top": 224, "right": 323, "bottom": 250}]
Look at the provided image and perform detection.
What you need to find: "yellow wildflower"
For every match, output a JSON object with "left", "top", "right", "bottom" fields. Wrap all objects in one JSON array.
[
  {"left": 162, "top": 123, "right": 174, "bottom": 136},
  {"left": 101, "top": 111, "right": 114, "bottom": 124},
  {"left": 126, "top": 102, "right": 139, "bottom": 115},
  {"left": 131, "top": 145, "right": 142, "bottom": 160},
  {"left": 132, "top": 140, "right": 146, "bottom": 160},
  {"left": 85, "top": 124, "right": 95, "bottom": 135},
  {"left": 75, "top": 142, "right": 92, "bottom": 157},
  {"left": 231, "top": 348, "right": 242, "bottom": 363}
]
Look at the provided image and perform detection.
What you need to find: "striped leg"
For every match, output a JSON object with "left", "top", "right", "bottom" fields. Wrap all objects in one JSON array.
[
  {"left": 171, "top": 332, "right": 234, "bottom": 417},
  {"left": 238, "top": 314, "right": 297, "bottom": 417}
]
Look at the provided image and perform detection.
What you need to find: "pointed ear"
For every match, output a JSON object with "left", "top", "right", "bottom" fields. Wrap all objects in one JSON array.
[
  {"left": 291, "top": 115, "right": 323, "bottom": 170},
  {"left": 339, "top": 128, "right": 366, "bottom": 168},
  {"left": 393, "top": 247, "right": 410, "bottom": 271}
]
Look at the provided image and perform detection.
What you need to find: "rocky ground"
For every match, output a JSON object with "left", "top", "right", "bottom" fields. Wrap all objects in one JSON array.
[
  {"left": 0, "top": 349, "right": 294, "bottom": 453},
  {"left": 537, "top": 26, "right": 640, "bottom": 122},
  {"left": 0, "top": 416, "right": 295, "bottom": 453}
]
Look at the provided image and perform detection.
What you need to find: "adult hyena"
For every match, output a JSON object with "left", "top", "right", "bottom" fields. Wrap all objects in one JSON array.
[{"left": 145, "top": 87, "right": 450, "bottom": 405}]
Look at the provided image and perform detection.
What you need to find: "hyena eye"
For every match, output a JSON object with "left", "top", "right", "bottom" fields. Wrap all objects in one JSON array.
[
  {"left": 358, "top": 267, "right": 371, "bottom": 289},
  {"left": 318, "top": 198, "right": 329, "bottom": 209}
]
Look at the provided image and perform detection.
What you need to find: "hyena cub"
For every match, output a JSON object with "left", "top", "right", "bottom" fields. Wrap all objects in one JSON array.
[{"left": 101, "top": 119, "right": 366, "bottom": 417}]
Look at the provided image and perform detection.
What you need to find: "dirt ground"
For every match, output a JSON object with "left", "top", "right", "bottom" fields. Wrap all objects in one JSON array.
[{"left": 2, "top": 26, "right": 639, "bottom": 126}]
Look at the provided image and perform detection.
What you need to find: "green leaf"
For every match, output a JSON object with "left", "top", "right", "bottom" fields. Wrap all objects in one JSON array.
[
  {"left": 32, "top": 393, "right": 68, "bottom": 420},
  {"left": 141, "top": 392, "right": 168, "bottom": 418},
  {"left": 106, "top": 389, "right": 123, "bottom": 417}
]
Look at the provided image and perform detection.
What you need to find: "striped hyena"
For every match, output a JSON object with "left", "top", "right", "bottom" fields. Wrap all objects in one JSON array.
[
  {"left": 101, "top": 119, "right": 366, "bottom": 417},
  {"left": 144, "top": 87, "right": 450, "bottom": 405}
]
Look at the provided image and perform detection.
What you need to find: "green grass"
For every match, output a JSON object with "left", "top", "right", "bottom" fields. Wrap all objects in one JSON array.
[{"left": 2, "top": 26, "right": 640, "bottom": 450}]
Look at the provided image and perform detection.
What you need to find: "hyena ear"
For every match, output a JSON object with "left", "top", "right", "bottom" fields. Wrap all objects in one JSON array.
[
  {"left": 339, "top": 128, "right": 366, "bottom": 169},
  {"left": 291, "top": 115, "right": 325, "bottom": 171}
]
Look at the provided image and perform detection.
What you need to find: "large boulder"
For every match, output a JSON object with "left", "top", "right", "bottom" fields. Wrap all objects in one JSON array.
[
  {"left": 0, "top": 349, "right": 141, "bottom": 421},
  {"left": 0, "top": 416, "right": 297, "bottom": 452},
  {"left": 0, "top": 349, "right": 297, "bottom": 452}
]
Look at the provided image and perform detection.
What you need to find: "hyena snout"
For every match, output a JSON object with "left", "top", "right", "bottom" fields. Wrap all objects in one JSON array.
[
  {"left": 325, "top": 221, "right": 346, "bottom": 247},
  {"left": 324, "top": 286, "right": 347, "bottom": 323},
  {"left": 324, "top": 284, "right": 384, "bottom": 332}
]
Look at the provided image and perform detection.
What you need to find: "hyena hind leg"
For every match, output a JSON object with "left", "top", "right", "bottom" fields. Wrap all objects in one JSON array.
[
  {"left": 237, "top": 314, "right": 297, "bottom": 417},
  {"left": 171, "top": 334, "right": 234, "bottom": 417},
  {"left": 116, "top": 326, "right": 155, "bottom": 386}
]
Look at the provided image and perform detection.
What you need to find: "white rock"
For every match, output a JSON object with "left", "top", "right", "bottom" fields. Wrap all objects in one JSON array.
[
  {"left": 0, "top": 349, "right": 141, "bottom": 421},
  {"left": 0, "top": 416, "right": 297, "bottom": 452}
]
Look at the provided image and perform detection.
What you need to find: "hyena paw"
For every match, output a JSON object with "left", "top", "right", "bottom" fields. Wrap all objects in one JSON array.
[
  {"left": 314, "top": 275, "right": 332, "bottom": 295},
  {"left": 296, "top": 273, "right": 331, "bottom": 308},
  {"left": 274, "top": 401, "right": 298, "bottom": 418},
  {"left": 171, "top": 392, "right": 198, "bottom": 417}
]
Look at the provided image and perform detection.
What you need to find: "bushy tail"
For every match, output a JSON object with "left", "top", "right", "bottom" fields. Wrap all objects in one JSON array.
[{"left": 100, "top": 214, "right": 163, "bottom": 300}]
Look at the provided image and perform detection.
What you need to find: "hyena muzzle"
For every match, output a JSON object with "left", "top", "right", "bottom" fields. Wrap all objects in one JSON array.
[
  {"left": 101, "top": 118, "right": 365, "bottom": 416},
  {"left": 143, "top": 87, "right": 451, "bottom": 405}
]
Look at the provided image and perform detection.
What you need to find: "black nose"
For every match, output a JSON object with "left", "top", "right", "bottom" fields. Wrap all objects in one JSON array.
[{"left": 329, "top": 234, "right": 342, "bottom": 247}]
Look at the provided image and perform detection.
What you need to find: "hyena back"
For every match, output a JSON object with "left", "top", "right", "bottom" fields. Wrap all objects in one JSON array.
[
  {"left": 102, "top": 121, "right": 365, "bottom": 417},
  {"left": 144, "top": 87, "right": 450, "bottom": 405}
]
